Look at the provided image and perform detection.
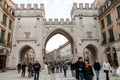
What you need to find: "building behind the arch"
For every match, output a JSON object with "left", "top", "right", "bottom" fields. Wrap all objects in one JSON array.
[
  {"left": 98, "top": 0, "right": 120, "bottom": 67},
  {"left": 8, "top": 3, "right": 104, "bottom": 69},
  {"left": 0, "top": 0, "right": 15, "bottom": 70}
]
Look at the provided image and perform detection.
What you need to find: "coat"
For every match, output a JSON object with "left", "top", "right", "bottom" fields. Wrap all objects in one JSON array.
[
  {"left": 33, "top": 63, "right": 41, "bottom": 71},
  {"left": 75, "top": 61, "right": 85, "bottom": 79},
  {"left": 103, "top": 62, "right": 111, "bottom": 71},
  {"left": 84, "top": 65, "right": 94, "bottom": 80},
  {"left": 28, "top": 63, "right": 33, "bottom": 72},
  {"left": 93, "top": 62, "right": 101, "bottom": 70}
]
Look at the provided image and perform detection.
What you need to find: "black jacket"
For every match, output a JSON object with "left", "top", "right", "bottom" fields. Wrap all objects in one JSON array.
[
  {"left": 75, "top": 61, "right": 85, "bottom": 73},
  {"left": 70, "top": 63, "right": 75, "bottom": 70},
  {"left": 84, "top": 65, "right": 94, "bottom": 80},
  {"left": 33, "top": 63, "right": 41, "bottom": 71},
  {"left": 22, "top": 64, "right": 26, "bottom": 70},
  {"left": 84, "top": 65, "right": 94, "bottom": 76},
  {"left": 93, "top": 62, "right": 100, "bottom": 70}
]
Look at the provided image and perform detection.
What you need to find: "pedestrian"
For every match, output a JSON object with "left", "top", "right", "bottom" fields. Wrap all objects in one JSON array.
[
  {"left": 103, "top": 60, "right": 112, "bottom": 80},
  {"left": 51, "top": 63, "right": 55, "bottom": 73},
  {"left": 84, "top": 60, "right": 94, "bottom": 80},
  {"left": 56, "top": 63, "right": 59, "bottom": 73},
  {"left": 28, "top": 62, "right": 33, "bottom": 78},
  {"left": 59, "top": 63, "right": 63, "bottom": 73},
  {"left": 63, "top": 62, "right": 68, "bottom": 77},
  {"left": 70, "top": 62, "right": 76, "bottom": 77},
  {"left": 21, "top": 62, "right": 26, "bottom": 77},
  {"left": 17, "top": 62, "right": 22, "bottom": 73},
  {"left": 93, "top": 60, "right": 101, "bottom": 80},
  {"left": 75, "top": 57, "right": 85, "bottom": 80},
  {"left": 33, "top": 61, "right": 41, "bottom": 80},
  {"left": 47, "top": 63, "right": 51, "bottom": 75}
]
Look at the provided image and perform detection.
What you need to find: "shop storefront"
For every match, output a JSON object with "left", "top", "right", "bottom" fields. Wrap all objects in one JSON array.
[{"left": 0, "top": 49, "right": 8, "bottom": 70}]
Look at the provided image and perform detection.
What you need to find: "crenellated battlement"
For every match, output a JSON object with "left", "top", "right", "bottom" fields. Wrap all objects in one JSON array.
[
  {"left": 44, "top": 18, "right": 74, "bottom": 25},
  {"left": 72, "top": 3, "right": 98, "bottom": 10},
  {"left": 15, "top": 3, "right": 44, "bottom": 10}
]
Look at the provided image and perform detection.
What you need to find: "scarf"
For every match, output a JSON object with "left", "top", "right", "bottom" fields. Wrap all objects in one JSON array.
[{"left": 85, "top": 63, "right": 90, "bottom": 67}]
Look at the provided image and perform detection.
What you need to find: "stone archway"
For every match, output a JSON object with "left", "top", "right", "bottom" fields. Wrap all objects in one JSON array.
[
  {"left": 42, "top": 28, "right": 75, "bottom": 61},
  {"left": 19, "top": 45, "right": 35, "bottom": 64},
  {"left": 104, "top": 47, "right": 118, "bottom": 67},
  {"left": 83, "top": 44, "right": 98, "bottom": 64}
]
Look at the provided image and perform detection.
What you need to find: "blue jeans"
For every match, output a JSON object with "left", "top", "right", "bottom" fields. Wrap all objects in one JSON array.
[
  {"left": 63, "top": 69, "right": 67, "bottom": 77},
  {"left": 95, "top": 70, "right": 99, "bottom": 80},
  {"left": 34, "top": 71, "right": 39, "bottom": 80},
  {"left": 79, "top": 73, "right": 84, "bottom": 80},
  {"left": 71, "top": 70, "right": 76, "bottom": 77}
]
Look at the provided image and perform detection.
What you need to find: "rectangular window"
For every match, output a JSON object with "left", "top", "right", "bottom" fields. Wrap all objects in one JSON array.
[
  {"left": 102, "top": 33, "right": 107, "bottom": 44},
  {"left": 117, "top": 5, "right": 120, "bottom": 18},
  {"left": 2, "top": 13, "right": 7, "bottom": 25},
  {"left": 87, "top": 32, "right": 92, "bottom": 38},
  {"left": 0, "top": 30, "right": 5, "bottom": 43},
  {"left": 101, "top": 19, "right": 105, "bottom": 29},
  {"left": 9, "top": 20, "right": 12, "bottom": 29},
  {"left": 7, "top": 34, "right": 11, "bottom": 46},
  {"left": 25, "top": 32, "right": 30, "bottom": 39},
  {"left": 109, "top": 29, "right": 115, "bottom": 42},
  {"left": 106, "top": 14, "right": 112, "bottom": 25}
]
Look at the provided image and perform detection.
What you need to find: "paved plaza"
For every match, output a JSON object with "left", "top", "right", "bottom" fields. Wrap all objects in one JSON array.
[{"left": 0, "top": 69, "right": 120, "bottom": 80}]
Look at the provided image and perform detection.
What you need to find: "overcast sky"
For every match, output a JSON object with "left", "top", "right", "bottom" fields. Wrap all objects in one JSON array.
[
  {"left": 13, "top": 0, "right": 94, "bottom": 52},
  {"left": 14, "top": 0, "right": 94, "bottom": 18}
]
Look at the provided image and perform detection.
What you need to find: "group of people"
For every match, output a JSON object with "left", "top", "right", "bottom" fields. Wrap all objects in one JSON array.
[
  {"left": 70, "top": 57, "right": 112, "bottom": 80},
  {"left": 46, "top": 56, "right": 113, "bottom": 80},
  {"left": 47, "top": 62, "right": 68, "bottom": 77},
  {"left": 17, "top": 57, "right": 114, "bottom": 80},
  {"left": 17, "top": 61, "right": 41, "bottom": 80}
]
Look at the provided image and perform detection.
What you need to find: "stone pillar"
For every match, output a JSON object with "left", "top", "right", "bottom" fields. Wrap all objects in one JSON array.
[
  {"left": 72, "top": 53, "right": 78, "bottom": 63},
  {"left": 34, "top": 48, "right": 44, "bottom": 69},
  {"left": 8, "top": 47, "right": 19, "bottom": 69}
]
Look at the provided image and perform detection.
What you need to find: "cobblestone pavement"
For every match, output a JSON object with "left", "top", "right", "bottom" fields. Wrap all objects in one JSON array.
[{"left": 0, "top": 70, "right": 120, "bottom": 80}]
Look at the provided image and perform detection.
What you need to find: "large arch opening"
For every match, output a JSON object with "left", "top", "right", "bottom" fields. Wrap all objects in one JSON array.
[
  {"left": 83, "top": 44, "right": 98, "bottom": 65},
  {"left": 104, "top": 47, "right": 118, "bottom": 67},
  {"left": 43, "top": 29, "right": 75, "bottom": 63},
  {"left": 19, "top": 45, "right": 35, "bottom": 64}
]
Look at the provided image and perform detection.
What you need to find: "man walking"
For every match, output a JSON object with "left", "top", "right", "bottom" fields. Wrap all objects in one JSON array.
[
  {"left": 17, "top": 62, "right": 22, "bottom": 73},
  {"left": 21, "top": 62, "right": 26, "bottom": 77},
  {"left": 63, "top": 62, "right": 68, "bottom": 77},
  {"left": 33, "top": 61, "right": 41, "bottom": 80},
  {"left": 93, "top": 60, "right": 101, "bottom": 80},
  {"left": 75, "top": 57, "right": 85, "bottom": 80}
]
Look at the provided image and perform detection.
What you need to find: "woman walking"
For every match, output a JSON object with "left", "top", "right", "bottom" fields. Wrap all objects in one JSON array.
[
  {"left": 28, "top": 62, "right": 33, "bottom": 78},
  {"left": 103, "top": 60, "right": 112, "bottom": 80},
  {"left": 84, "top": 60, "right": 94, "bottom": 80}
]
